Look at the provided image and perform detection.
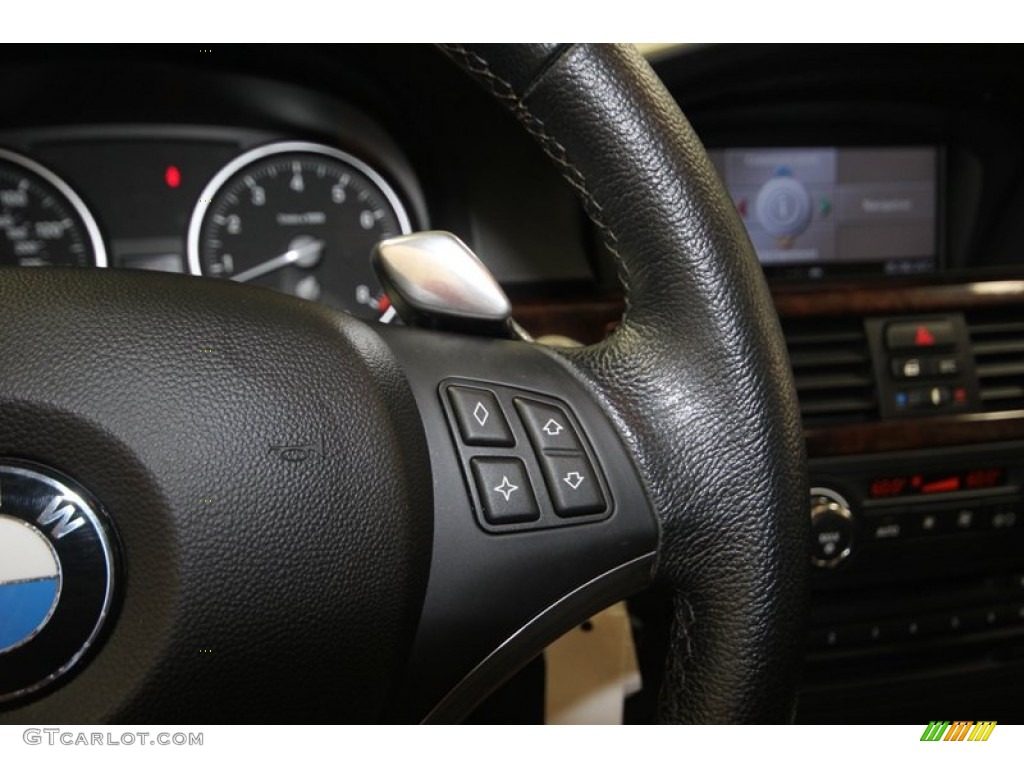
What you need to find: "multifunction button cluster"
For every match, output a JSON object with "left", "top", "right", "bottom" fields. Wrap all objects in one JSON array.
[
  {"left": 870, "top": 315, "right": 978, "bottom": 417},
  {"left": 442, "top": 380, "right": 611, "bottom": 533}
]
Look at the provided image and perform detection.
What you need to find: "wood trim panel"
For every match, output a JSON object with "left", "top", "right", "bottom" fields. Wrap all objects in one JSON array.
[
  {"left": 512, "top": 277, "right": 1024, "bottom": 457},
  {"left": 805, "top": 411, "right": 1024, "bottom": 457},
  {"left": 771, "top": 279, "right": 1024, "bottom": 318},
  {"left": 512, "top": 279, "right": 1024, "bottom": 340}
]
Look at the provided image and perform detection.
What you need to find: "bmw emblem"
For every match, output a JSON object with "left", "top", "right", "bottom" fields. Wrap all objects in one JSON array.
[{"left": 0, "top": 461, "right": 118, "bottom": 704}]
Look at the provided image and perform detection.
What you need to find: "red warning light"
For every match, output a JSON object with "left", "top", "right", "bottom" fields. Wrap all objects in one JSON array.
[
  {"left": 164, "top": 165, "right": 182, "bottom": 189},
  {"left": 914, "top": 325, "right": 935, "bottom": 346}
]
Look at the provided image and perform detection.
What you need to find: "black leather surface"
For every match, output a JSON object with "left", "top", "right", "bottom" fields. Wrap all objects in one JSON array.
[
  {"left": 442, "top": 43, "right": 809, "bottom": 723},
  {"left": 0, "top": 268, "right": 432, "bottom": 723},
  {"left": 452, "top": 44, "right": 568, "bottom": 98}
]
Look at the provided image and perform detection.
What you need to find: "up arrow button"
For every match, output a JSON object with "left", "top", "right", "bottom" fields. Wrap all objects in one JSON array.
[
  {"left": 515, "top": 399, "right": 581, "bottom": 452},
  {"left": 542, "top": 419, "right": 564, "bottom": 436}
]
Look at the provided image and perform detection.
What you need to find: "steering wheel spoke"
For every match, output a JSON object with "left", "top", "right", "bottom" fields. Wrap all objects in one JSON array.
[{"left": 378, "top": 327, "right": 657, "bottom": 722}]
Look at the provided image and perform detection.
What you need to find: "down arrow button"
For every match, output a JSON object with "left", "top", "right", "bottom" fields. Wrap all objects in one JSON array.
[{"left": 541, "top": 454, "right": 606, "bottom": 517}]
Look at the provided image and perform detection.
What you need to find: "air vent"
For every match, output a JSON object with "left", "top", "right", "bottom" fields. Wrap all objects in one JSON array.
[
  {"left": 967, "top": 309, "right": 1024, "bottom": 412},
  {"left": 781, "top": 318, "right": 878, "bottom": 426}
]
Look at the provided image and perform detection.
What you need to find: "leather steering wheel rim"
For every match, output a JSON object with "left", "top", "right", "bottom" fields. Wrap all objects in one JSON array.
[{"left": 442, "top": 43, "right": 809, "bottom": 723}]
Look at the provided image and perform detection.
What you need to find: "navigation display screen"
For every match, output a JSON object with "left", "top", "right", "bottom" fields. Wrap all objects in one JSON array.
[{"left": 708, "top": 147, "right": 939, "bottom": 279}]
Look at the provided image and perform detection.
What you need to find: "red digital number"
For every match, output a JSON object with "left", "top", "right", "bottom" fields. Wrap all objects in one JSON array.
[
  {"left": 966, "top": 468, "right": 1003, "bottom": 489},
  {"left": 870, "top": 477, "right": 906, "bottom": 498}
]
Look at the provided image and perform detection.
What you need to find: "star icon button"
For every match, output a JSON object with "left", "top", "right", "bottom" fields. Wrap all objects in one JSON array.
[{"left": 493, "top": 476, "right": 519, "bottom": 502}]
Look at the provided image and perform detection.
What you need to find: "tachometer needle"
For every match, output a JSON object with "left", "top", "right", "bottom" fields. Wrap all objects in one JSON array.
[{"left": 230, "top": 238, "right": 324, "bottom": 283}]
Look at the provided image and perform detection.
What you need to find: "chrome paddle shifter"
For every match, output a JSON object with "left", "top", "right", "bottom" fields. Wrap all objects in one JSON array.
[{"left": 372, "top": 231, "right": 531, "bottom": 340}]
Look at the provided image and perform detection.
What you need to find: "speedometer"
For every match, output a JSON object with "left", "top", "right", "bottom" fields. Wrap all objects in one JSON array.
[
  {"left": 187, "top": 141, "right": 411, "bottom": 320},
  {"left": 0, "top": 148, "right": 106, "bottom": 268}
]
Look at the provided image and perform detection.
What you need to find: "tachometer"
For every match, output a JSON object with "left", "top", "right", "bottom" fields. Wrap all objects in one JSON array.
[
  {"left": 186, "top": 141, "right": 411, "bottom": 320},
  {"left": 0, "top": 148, "right": 107, "bottom": 268}
]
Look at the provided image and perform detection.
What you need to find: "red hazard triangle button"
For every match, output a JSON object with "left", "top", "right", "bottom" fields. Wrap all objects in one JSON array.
[
  {"left": 885, "top": 319, "right": 955, "bottom": 351},
  {"left": 914, "top": 325, "right": 935, "bottom": 346}
]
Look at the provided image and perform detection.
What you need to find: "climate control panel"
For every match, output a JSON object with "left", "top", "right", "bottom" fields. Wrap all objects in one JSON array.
[
  {"left": 804, "top": 442, "right": 1024, "bottom": 674},
  {"left": 807, "top": 446, "right": 1021, "bottom": 573}
]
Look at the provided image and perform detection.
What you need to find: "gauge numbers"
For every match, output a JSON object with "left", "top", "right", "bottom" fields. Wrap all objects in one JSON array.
[
  {"left": 187, "top": 142, "right": 411, "bottom": 320},
  {"left": 0, "top": 148, "right": 106, "bottom": 268}
]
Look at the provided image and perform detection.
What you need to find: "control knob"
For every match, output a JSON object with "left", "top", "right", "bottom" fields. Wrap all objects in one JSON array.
[{"left": 810, "top": 487, "right": 854, "bottom": 568}]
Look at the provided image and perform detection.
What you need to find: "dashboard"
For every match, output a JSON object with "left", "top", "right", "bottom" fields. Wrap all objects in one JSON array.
[
  {"left": 3, "top": 44, "right": 1024, "bottom": 724},
  {"left": 643, "top": 44, "right": 1024, "bottom": 725}
]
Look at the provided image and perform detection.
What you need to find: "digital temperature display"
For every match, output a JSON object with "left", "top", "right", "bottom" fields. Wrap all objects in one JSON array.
[{"left": 869, "top": 468, "right": 1006, "bottom": 499}]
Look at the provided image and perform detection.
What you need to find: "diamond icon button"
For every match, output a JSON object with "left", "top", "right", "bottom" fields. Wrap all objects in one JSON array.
[
  {"left": 447, "top": 386, "right": 513, "bottom": 447},
  {"left": 473, "top": 401, "right": 489, "bottom": 427}
]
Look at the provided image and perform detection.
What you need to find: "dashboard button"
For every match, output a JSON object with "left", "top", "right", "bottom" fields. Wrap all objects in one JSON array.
[
  {"left": 470, "top": 458, "right": 539, "bottom": 525},
  {"left": 890, "top": 356, "right": 961, "bottom": 380},
  {"left": 944, "top": 612, "right": 968, "bottom": 634},
  {"left": 808, "top": 626, "right": 848, "bottom": 651},
  {"left": 950, "top": 506, "right": 981, "bottom": 532},
  {"left": 982, "top": 606, "right": 1008, "bottom": 629},
  {"left": 915, "top": 508, "right": 960, "bottom": 536},
  {"left": 867, "top": 515, "right": 906, "bottom": 542},
  {"left": 538, "top": 454, "right": 605, "bottom": 517},
  {"left": 891, "top": 357, "right": 924, "bottom": 379},
  {"left": 863, "top": 620, "right": 903, "bottom": 644},
  {"left": 810, "top": 489, "right": 855, "bottom": 567},
  {"left": 886, "top": 319, "right": 955, "bottom": 351},
  {"left": 514, "top": 398, "right": 582, "bottom": 452},
  {"left": 907, "top": 385, "right": 952, "bottom": 409},
  {"left": 904, "top": 618, "right": 929, "bottom": 640},
  {"left": 447, "top": 386, "right": 514, "bottom": 447},
  {"left": 938, "top": 610, "right": 992, "bottom": 634},
  {"left": 985, "top": 502, "right": 1020, "bottom": 531},
  {"left": 811, "top": 507, "right": 853, "bottom": 566},
  {"left": 918, "top": 511, "right": 939, "bottom": 534}
]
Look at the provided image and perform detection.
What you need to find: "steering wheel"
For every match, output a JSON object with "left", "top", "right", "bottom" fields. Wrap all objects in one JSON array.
[{"left": 0, "top": 44, "right": 807, "bottom": 724}]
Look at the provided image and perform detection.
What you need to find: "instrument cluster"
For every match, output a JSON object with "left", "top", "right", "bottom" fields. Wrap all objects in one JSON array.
[{"left": 0, "top": 127, "right": 418, "bottom": 321}]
